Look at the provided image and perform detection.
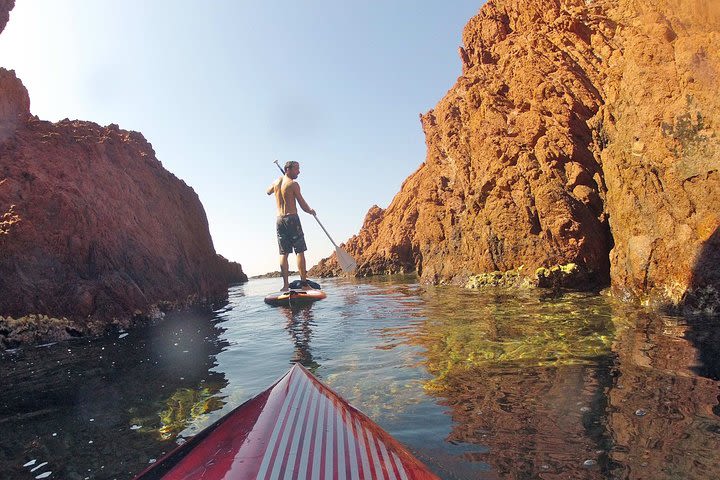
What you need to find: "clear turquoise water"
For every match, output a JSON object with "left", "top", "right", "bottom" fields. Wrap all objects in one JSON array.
[{"left": 2, "top": 276, "right": 720, "bottom": 479}]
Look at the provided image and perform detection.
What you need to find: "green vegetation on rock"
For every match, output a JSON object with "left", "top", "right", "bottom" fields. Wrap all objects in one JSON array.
[{"left": 465, "top": 266, "right": 532, "bottom": 289}]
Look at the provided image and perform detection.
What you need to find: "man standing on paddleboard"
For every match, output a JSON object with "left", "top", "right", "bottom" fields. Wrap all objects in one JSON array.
[{"left": 267, "top": 161, "right": 316, "bottom": 291}]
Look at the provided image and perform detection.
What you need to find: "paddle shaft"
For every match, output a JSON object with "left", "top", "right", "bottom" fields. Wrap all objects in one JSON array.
[{"left": 312, "top": 215, "right": 339, "bottom": 248}]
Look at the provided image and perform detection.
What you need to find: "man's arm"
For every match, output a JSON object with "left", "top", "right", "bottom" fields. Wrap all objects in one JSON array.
[
  {"left": 266, "top": 177, "right": 281, "bottom": 195},
  {"left": 293, "top": 183, "right": 316, "bottom": 215}
]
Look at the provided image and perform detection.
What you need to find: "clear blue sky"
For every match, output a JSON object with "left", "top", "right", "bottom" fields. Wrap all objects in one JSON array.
[{"left": 0, "top": 1, "right": 482, "bottom": 276}]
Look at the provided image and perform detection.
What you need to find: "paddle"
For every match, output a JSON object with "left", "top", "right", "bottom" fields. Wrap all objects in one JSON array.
[{"left": 272, "top": 160, "right": 357, "bottom": 274}]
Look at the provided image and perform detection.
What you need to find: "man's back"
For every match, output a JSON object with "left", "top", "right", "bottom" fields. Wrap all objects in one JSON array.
[{"left": 274, "top": 176, "right": 298, "bottom": 216}]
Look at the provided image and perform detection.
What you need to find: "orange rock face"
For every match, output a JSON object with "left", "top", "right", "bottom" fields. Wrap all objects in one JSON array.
[
  {"left": 594, "top": 0, "right": 720, "bottom": 309},
  {"left": 312, "top": 0, "right": 720, "bottom": 310},
  {"left": 0, "top": 66, "right": 246, "bottom": 345}
]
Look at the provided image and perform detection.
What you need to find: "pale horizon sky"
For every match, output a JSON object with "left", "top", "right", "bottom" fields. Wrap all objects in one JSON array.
[{"left": 0, "top": 1, "right": 483, "bottom": 276}]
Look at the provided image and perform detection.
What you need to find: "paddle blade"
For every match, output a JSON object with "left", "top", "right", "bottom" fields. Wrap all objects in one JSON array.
[{"left": 335, "top": 246, "right": 357, "bottom": 274}]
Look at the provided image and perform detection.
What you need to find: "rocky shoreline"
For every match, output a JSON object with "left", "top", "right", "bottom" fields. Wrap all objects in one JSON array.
[{"left": 250, "top": 270, "right": 299, "bottom": 279}]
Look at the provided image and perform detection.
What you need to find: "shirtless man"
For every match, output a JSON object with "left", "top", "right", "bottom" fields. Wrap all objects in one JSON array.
[{"left": 266, "top": 161, "right": 316, "bottom": 291}]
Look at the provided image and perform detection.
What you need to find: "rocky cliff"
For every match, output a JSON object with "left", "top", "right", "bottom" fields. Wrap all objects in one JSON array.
[
  {"left": 311, "top": 0, "right": 720, "bottom": 311},
  {"left": 0, "top": 3, "right": 247, "bottom": 348}
]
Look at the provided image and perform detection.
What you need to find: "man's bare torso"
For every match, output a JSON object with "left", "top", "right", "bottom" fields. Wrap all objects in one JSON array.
[{"left": 273, "top": 176, "right": 298, "bottom": 216}]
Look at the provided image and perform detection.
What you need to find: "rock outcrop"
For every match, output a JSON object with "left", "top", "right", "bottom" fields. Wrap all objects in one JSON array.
[
  {"left": 0, "top": 0, "right": 13, "bottom": 35},
  {"left": 312, "top": 0, "right": 720, "bottom": 311},
  {"left": 0, "top": 3, "right": 246, "bottom": 348}
]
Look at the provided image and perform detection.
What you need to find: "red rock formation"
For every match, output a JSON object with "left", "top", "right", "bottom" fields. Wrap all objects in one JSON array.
[
  {"left": 0, "top": 0, "right": 13, "bottom": 35},
  {"left": 0, "top": 2, "right": 247, "bottom": 347},
  {"left": 0, "top": 67, "right": 28, "bottom": 144},
  {"left": 312, "top": 0, "right": 720, "bottom": 310},
  {"left": 592, "top": 0, "right": 720, "bottom": 309}
]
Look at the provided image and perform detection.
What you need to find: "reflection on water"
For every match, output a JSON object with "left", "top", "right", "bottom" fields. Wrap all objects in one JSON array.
[
  {"left": 280, "top": 305, "right": 320, "bottom": 372},
  {"left": 395, "top": 286, "right": 720, "bottom": 479},
  {"left": 0, "top": 310, "right": 229, "bottom": 479},
  {"left": 1, "top": 276, "right": 719, "bottom": 479},
  {"left": 606, "top": 311, "right": 720, "bottom": 479}
]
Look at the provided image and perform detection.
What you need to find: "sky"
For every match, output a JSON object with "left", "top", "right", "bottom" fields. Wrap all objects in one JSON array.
[{"left": 0, "top": 1, "right": 482, "bottom": 277}]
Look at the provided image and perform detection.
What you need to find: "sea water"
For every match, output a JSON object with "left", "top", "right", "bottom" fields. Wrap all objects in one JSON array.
[{"left": 1, "top": 276, "right": 719, "bottom": 479}]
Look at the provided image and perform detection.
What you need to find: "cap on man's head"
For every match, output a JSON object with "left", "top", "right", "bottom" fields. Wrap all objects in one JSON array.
[{"left": 284, "top": 161, "right": 299, "bottom": 173}]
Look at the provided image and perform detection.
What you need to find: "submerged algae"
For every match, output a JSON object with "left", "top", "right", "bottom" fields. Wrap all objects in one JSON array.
[{"left": 397, "top": 286, "right": 625, "bottom": 395}]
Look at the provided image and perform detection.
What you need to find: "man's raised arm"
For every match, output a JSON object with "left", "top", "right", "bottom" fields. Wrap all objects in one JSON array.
[{"left": 266, "top": 177, "right": 281, "bottom": 195}]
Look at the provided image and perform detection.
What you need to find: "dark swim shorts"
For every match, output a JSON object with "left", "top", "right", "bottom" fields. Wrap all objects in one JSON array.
[{"left": 276, "top": 214, "right": 307, "bottom": 255}]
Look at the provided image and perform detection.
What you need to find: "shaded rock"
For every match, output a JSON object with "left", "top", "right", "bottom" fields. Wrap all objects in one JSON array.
[
  {"left": 0, "top": 68, "right": 29, "bottom": 144},
  {"left": 216, "top": 254, "right": 249, "bottom": 284},
  {"left": 0, "top": 314, "right": 90, "bottom": 350},
  {"left": 0, "top": 0, "right": 13, "bottom": 35},
  {"left": 535, "top": 262, "right": 592, "bottom": 289},
  {"left": 0, "top": 2, "right": 247, "bottom": 348},
  {"left": 0, "top": 113, "right": 248, "bottom": 344}
]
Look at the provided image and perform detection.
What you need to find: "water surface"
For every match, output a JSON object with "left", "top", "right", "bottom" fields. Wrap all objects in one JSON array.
[{"left": 2, "top": 276, "right": 719, "bottom": 479}]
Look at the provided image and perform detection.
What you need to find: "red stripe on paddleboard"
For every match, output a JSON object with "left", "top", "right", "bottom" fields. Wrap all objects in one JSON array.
[
  {"left": 355, "top": 417, "right": 376, "bottom": 480},
  {"left": 256, "top": 367, "right": 309, "bottom": 479},
  {"left": 288, "top": 375, "right": 320, "bottom": 478},
  {"left": 270, "top": 371, "right": 312, "bottom": 480},
  {"left": 319, "top": 393, "right": 329, "bottom": 480},
  {"left": 376, "top": 434, "right": 397, "bottom": 480},
  {"left": 296, "top": 378, "right": 322, "bottom": 477},
  {"left": 365, "top": 426, "right": 385, "bottom": 480},
  {"left": 391, "top": 451, "right": 409, "bottom": 480},
  {"left": 338, "top": 396, "right": 359, "bottom": 480},
  {"left": 327, "top": 392, "right": 338, "bottom": 480},
  {"left": 331, "top": 396, "right": 344, "bottom": 480},
  {"left": 308, "top": 384, "right": 327, "bottom": 479}
]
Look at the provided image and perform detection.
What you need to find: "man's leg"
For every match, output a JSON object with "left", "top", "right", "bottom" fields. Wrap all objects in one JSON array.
[
  {"left": 279, "top": 254, "right": 290, "bottom": 291},
  {"left": 297, "top": 252, "right": 307, "bottom": 286}
]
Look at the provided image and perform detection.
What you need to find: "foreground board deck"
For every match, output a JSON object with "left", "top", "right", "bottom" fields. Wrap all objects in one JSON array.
[{"left": 134, "top": 363, "right": 439, "bottom": 480}]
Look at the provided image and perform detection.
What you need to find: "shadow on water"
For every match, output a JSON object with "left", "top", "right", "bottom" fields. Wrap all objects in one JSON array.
[
  {"left": 0, "top": 309, "right": 229, "bottom": 480},
  {"left": 687, "top": 226, "right": 720, "bottom": 379}
]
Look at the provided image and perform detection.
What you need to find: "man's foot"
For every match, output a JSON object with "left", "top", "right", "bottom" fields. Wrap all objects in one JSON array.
[
  {"left": 299, "top": 280, "right": 310, "bottom": 290},
  {"left": 280, "top": 285, "right": 290, "bottom": 292}
]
